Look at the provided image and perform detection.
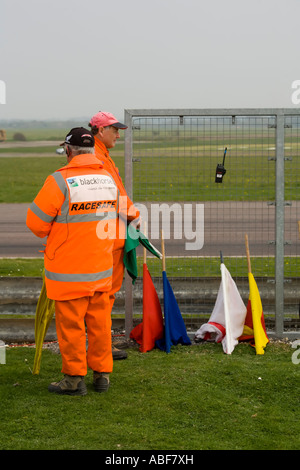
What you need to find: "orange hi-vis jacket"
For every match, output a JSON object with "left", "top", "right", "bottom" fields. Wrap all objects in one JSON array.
[
  {"left": 94, "top": 138, "right": 139, "bottom": 251},
  {"left": 26, "top": 154, "right": 119, "bottom": 301}
]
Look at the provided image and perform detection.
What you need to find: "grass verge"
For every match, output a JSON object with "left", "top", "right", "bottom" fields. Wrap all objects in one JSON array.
[
  {"left": 0, "top": 342, "right": 299, "bottom": 450},
  {"left": 1, "top": 150, "right": 299, "bottom": 202},
  {"left": 1, "top": 256, "right": 299, "bottom": 278},
  {"left": 0, "top": 156, "right": 125, "bottom": 203}
]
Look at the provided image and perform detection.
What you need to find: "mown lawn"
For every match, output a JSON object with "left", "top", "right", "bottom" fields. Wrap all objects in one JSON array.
[
  {"left": 1, "top": 139, "right": 299, "bottom": 203},
  {"left": 0, "top": 341, "right": 299, "bottom": 450},
  {"left": 1, "top": 256, "right": 299, "bottom": 278}
]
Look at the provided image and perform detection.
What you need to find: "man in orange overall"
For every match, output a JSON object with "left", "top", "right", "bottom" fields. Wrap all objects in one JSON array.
[
  {"left": 27, "top": 128, "right": 118, "bottom": 395},
  {"left": 88, "top": 112, "right": 140, "bottom": 358}
]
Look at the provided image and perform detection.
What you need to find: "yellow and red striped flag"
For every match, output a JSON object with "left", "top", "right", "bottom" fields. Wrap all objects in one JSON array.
[{"left": 240, "top": 235, "right": 269, "bottom": 355}]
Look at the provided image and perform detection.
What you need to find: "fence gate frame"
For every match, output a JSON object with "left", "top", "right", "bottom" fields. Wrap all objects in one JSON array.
[{"left": 123, "top": 108, "right": 300, "bottom": 340}]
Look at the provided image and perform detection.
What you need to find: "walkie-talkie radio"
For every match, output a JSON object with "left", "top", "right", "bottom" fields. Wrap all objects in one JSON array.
[{"left": 215, "top": 147, "right": 227, "bottom": 183}]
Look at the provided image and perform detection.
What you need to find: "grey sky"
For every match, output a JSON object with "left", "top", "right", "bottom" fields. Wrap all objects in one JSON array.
[{"left": 1, "top": 0, "right": 300, "bottom": 121}]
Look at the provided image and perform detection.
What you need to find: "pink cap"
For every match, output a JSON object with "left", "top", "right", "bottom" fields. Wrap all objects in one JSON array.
[{"left": 89, "top": 111, "right": 127, "bottom": 130}]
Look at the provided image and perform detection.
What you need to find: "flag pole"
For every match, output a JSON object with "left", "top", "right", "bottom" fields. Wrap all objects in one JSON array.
[
  {"left": 161, "top": 229, "right": 166, "bottom": 272},
  {"left": 156, "top": 229, "right": 191, "bottom": 353},
  {"left": 245, "top": 233, "right": 252, "bottom": 273},
  {"left": 298, "top": 221, "right": 300, "bottom": 240},
  {"left": 244, "top": 233, "right": 269, "bottom": 354},
  {"left": 219, "top": 252, "right": 234, "bottom": 354},
  {"left": 143, "top": 222, "right": 147, "bottom": 265}
]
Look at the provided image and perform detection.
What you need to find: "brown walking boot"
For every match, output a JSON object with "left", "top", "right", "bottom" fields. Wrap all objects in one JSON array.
[
  {"left": 93, "top": 372, "right": 110, "bottom": 393},
  {"left": 48, "top": 375, "right": 87, "bottom": 396},
  {"left": 112, "top": 345, "right": 128, "bottom": 360}
]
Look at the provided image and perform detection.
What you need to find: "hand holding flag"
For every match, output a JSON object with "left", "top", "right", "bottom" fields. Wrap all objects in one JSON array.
[{"left": 123, "top": 224, "right": 162, "bottom": 284}]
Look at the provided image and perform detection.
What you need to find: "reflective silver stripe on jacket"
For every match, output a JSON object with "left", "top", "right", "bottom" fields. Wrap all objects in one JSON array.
[
  {"left": 51, "top": 171, "right": 68, "bottom": 197},
  {"left": 51, "top": 172, "right": 70, "bottom": 220},
  {"left": 45, "top": 268, "right": 113, "bottom": 283},
  {"left": 29, "top": 202, "right": 55, "bottom": 223},
  {"left": 55, "top": 211, "right": 118, "bottom": 224}
]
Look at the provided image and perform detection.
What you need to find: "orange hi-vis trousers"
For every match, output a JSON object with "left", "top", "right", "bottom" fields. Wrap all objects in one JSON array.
[
  {"left": 55, "top": 292, "right": 113, "bottom": 377},
  {"left": 109, "top": 248, "right": 125, "bottom": 311}
]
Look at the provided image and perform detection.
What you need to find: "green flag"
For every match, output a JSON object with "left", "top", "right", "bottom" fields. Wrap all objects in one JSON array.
[{"left": 123, "top": 225, "right": 162, "bottom": 284}]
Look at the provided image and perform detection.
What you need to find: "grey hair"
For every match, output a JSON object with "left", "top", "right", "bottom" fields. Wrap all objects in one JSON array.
[{"left": 66, "top": 145, "right": 94, "bottom": 155}]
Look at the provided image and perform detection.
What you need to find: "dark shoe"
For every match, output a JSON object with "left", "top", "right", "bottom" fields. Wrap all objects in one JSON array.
[
  {"left": 93, "top": 372, "right": 110, "bottom": 393},
  {"left": 48, "top": 375, "right": 87, "bottom": 396},
  {"left": 112, "top": 345, "right": 128, "bottom": 360}
]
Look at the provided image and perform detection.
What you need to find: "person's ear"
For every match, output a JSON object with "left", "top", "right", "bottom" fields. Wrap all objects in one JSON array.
[
  {"left": 66, "top": 146, "right": 72, "bottom": 161},
  {"left": 98, "top": 126, "right": 105, "bottom": 137}
]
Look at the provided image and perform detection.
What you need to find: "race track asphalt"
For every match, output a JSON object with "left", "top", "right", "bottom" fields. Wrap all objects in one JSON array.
[{"left": 1, "top": 201, "right": 299, "bottom": 258}]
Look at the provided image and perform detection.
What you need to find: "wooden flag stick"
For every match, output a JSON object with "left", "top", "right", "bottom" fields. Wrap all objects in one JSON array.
[
  {"left": 298, "top": 221, "right": 300, "bottom": 240},
  {"left": 161, "top": 229, "right": 166, "bottom": 272},
  {"left": 245, "top": 233, "right": 252, "bottom": 273}
]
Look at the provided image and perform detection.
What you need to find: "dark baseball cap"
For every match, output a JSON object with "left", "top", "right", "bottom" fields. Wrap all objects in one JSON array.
[{"left": 60, "top": 127, "right": 95, "bottom": 147}]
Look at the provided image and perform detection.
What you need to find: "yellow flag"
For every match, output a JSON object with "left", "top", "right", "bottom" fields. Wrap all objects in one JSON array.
[
  {"left": 248, "top": 273, "right": 269, "bottom": 355},
  {"left": 32, "top": 271, "right": 55, "bottom": 374}
]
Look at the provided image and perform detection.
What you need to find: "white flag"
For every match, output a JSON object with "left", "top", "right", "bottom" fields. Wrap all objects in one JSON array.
[{"left": 195, "top": 263, "right": 247, "bottom": 354}]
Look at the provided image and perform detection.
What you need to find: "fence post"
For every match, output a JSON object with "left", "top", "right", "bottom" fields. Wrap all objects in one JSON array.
[
  {"left": 275, "top": 111, "right": 285, "bottom": 337},
  {"left": 124, "top": 110, "right": 133, "bottom": 338}
]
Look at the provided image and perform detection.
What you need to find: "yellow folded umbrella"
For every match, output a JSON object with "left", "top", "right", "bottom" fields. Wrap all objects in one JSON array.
[{"left": 32, "top": 270, "right": 55, "bottom": 375}]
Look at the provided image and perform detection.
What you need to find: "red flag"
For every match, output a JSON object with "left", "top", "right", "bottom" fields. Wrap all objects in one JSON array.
[{"left": 130, "top": 264, "right": 164, "bottom": 352}]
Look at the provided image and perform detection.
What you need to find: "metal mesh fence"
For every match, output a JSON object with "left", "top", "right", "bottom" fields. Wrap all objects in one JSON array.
[
  {"left": 283, "top": 115, "right": 300, "bottom": 326},
  {"left": 122, "top": 110, "right": 300, "bottom": 338}
]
